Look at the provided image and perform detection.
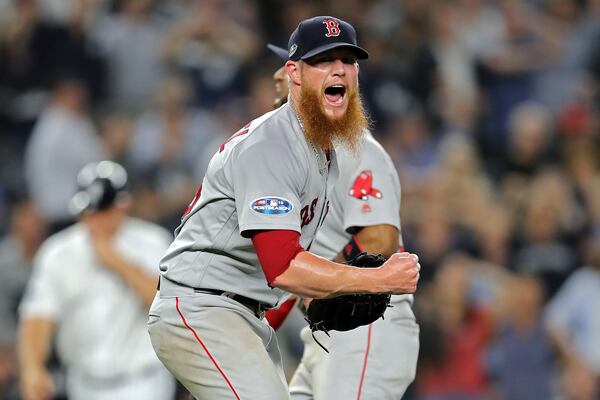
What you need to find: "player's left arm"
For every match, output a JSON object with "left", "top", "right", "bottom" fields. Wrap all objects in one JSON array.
[
  {"left": 333, "top": 224, "right": 400, "bottom": 263},
  {"left": 335, "top": 139, "right": 403, "bottom": 262},
  {"left": 18, "top": 318, "right": 56, "bottom": 400}
]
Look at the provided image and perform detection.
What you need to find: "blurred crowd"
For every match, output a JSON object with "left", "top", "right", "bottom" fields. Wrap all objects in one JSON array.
[{"left": 1, "top": 0, "right": 600, "bottom": 399}]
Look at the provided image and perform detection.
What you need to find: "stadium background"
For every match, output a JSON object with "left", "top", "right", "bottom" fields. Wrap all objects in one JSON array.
[{"left": 1, "top": 0, "right": 599, "bottom": 399}]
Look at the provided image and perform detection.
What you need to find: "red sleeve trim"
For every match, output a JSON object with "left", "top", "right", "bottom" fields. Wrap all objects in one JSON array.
[
  {"left": 251, "top": 230, "right": 304, "bottom": 284},
  {"left": 265, "top": 297, "right": 297, "bottom": 330}
]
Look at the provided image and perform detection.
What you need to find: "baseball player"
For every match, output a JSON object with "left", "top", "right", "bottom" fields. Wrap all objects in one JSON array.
[
  {"left": 18, "top": 161, "right": 176, "bottom": 400},
  {"left": 267, "top": 47, "right": 420, "bottom": 399},
  {"left": 147, "top": 16, "right": 420, "bottom": 400}
]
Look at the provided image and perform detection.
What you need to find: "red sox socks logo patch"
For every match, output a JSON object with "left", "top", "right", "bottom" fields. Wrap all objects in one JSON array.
[
  {"left": 349, "top": 170, "right": 382, "bottom": 201},
  {"left": 323, "top": 19, "right": 341, "bottom": 37}
]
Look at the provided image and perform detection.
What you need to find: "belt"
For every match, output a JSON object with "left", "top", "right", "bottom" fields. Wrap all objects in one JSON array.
[
  {"left": 157, "top": 278, "right": 266, "bottom": 318},
  {"left": 193, "top": 288, "right": 267, "bottom": 318}
]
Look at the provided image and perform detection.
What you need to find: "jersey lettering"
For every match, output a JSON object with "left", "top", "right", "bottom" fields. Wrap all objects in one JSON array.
[
  {"left": 300, "top": 198, "right": 318, "bottom": 228},
  {"left": 319, "top": 200, "right": 330, "bottom": 227},
  {"left": 182, "top": 184, "right": 202, "bottom": 218},
  {"left": 323, "top": 19, "right": 341, "bottom": 37},
  {"left": 219, "top": 123, "right": 251, "bottom": 152}
]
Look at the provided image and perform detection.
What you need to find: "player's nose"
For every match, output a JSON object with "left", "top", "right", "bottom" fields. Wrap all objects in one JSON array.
[{"left": 331, "top": 59, "right": 346, "bottom": 76}]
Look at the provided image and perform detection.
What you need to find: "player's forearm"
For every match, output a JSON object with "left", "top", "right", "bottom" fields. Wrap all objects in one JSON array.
[
  {"left": 272, "top": 251, "right": 390, "bottom": 298},
  {"left": 104, "top": 257, "right": 157, "bottom": 308},
  {"left": 334, "top": 225, "right": 400, "bottom": 263},
  {"left": 18, "top": 318, "right": 54, "bottom": 372}
]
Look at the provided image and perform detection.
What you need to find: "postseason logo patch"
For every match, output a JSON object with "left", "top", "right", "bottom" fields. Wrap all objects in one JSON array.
[{"left": 250, "top": 197, "right": 293, "bottom": 215}]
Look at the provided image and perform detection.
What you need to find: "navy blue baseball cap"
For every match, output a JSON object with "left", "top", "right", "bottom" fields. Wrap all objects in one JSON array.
[
  {"left": 69, "top": 160, "right": 129, "bottom": 215},
  {"left": 267, "top": 16, "right": 368, "bottom": 62}
]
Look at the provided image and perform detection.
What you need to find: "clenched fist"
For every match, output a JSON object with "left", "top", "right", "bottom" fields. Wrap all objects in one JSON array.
[{"left": 378, "top": 252, "right": 420, "bottom": 294}]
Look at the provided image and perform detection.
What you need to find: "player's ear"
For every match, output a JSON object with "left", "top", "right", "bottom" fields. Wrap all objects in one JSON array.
[{"left": 285, "top": 61, "right": 301, "bottom": 86}]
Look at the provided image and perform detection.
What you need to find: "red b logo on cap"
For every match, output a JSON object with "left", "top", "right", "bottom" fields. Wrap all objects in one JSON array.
[{"left": 323, "top": 19, "right": 341, "bottom": 37}]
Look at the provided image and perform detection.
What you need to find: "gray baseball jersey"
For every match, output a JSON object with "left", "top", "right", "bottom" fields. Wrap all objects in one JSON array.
[
  {"left": 310, "top": 130, "right": 400, "bottom": 253},
  {"left": 289, "top": 131, "right": 419, "bottom": 400},
  {"left": 159, "top": 103, "right": 338, "bottom": 307},
  {"left": 310, "top": 131, "right": 410, "bottom": 305}
]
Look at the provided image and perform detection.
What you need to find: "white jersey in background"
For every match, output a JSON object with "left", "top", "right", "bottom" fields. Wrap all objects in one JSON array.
[{"left": 19, "top": 218, "right": 175, "bottom": 399}]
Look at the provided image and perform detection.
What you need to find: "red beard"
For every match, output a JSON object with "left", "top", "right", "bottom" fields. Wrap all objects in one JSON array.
[{"left": 296, "top": 82, "right": 369, "bottom": 153}]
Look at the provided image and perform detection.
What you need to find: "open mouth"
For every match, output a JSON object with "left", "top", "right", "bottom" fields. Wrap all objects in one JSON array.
[{"left": 324, "top": 84, "right": 346, "bottom": 106}]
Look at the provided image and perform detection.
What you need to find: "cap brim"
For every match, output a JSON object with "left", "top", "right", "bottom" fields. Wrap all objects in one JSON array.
[
  {"left": 300, "top": 43, "right": 369, "bottom": 61},
  {"left": 267, "top": 44, "right": 289, "bottom": 60}
]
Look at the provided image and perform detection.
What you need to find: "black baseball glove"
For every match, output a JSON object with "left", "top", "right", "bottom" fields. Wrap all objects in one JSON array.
[{"left": 305, "top": 253, "right": 391, "bottom": 350}]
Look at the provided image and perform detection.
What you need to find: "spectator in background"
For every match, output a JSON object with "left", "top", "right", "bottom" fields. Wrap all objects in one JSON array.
[
  {"left": 0, "top": 198, "right": 46, "bottom": 398},
  {"left": 0, "top": 0, "right": 106, "bottom": 138},
  {"left": 469, "top": 1, "right": 554, "bottom": 156},
  {"left": 545, "top": 241, "right": 600, "bottom": 400},
  {"left": 18, "top": 161, "right": 175, "bottom": 400},
  {"left": 473, "top": 204, "right": 513, "bottom": 267},
  {"left": 511, "top": 170, "right": 583, "bottom": 297},
  {"left": 99, "top": 112, "right": 133, "bottom": 166},
  {"left": 415, "top": 253, "right": 494, "bottom": 400},
  {"left": 92, "top": 0, "right": 166, "bottom": 113},
  {"left": 0, "top": 0, "right": 63, "bottom": 145},
  {"left": 160, "top": 0, "right": 259, "bottom": 109},
  {"left": 127, "top": 74, "right": 223, "bottom": 230},
  {"left": 435, "top": 137, "right": 493, "bottom": 237},
  {"left": 533, "top": 0, "right": 600, "bottom": 113},
  {"left": 24, "top": 76, "right": 106, "bottom": 233},
  {"left": 384, "top": 111, "right": 439, "bottom": 190},
  {"left": 404, "top": 204, "right": 457, "bottom": 284},
  {"left": 429, "top": 1, "right": 478, "bottom": 133},
  {"left": 50, "top": 0, "right": 107, "bottom": 106},
  {"left": 502, "top": 101, "right": 555, "bottom": 179},
  {"left": 355, "top": 0, "right": 439, "bottom": 133},
  {"left": 497, "top": 102, "right": 555, "bottom": 212},
  {"left": 489, "top": 273, "right": 554, "bottom": 400}
]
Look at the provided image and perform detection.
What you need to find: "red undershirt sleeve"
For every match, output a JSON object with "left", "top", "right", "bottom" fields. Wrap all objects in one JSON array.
[
  {"left": 265, "top": 297, "right": 298, "bottom": 330},
  {"left": 251, "top": 230, "right": 305, "bottom": 285}
]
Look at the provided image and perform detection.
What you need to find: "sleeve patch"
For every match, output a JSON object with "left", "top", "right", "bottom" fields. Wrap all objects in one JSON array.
[
  {"left": 250, "top": 197, "right": 294, "bottom": 215},
  {"left": 349, "top": 170, "right": 383, "bottom": 200}
]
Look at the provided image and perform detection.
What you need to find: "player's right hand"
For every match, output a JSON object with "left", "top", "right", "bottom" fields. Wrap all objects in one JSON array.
[
  {"left": 379, "top": 252, "right": 420, "bottom": 294},
  {"left": 20, "top": 366, "right": 54, "bottom": 400}
]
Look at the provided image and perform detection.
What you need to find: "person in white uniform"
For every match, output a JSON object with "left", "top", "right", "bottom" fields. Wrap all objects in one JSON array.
[
  {"left": 267, "top": 45, "right": 420, "bottom": 399},
  {"left": 18, "top": 161, "right": 176, "bottom": 400},
  {"left": 147, "top": 16, "right": 420, "bottom": 400}
]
